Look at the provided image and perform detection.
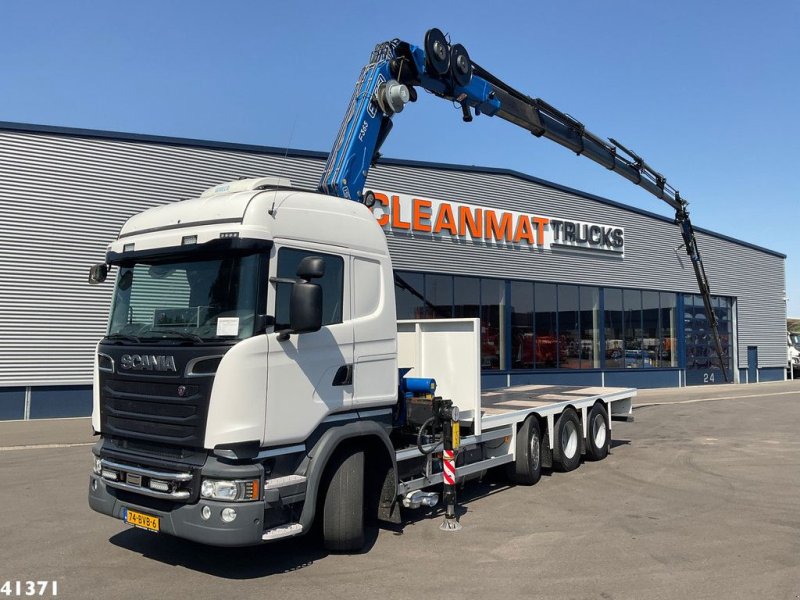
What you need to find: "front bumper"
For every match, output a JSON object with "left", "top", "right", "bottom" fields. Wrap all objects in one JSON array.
[{"left": 89, "top": 474, "right": 266, "bottom": 547}]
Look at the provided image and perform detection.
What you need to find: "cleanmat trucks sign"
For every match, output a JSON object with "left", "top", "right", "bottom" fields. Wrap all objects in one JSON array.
[{"left": 370, "top": 191, "right": 625, "bottom": 255}]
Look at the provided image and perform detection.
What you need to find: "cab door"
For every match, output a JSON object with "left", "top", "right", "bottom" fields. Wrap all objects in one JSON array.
[{"left": 264, "top": 245, "right": 353, "bottom": 445}]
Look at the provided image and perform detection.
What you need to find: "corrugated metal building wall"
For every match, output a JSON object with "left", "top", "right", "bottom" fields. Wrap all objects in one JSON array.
[{"left": 0, "top": 123, "right": 787, "bottom": 418}]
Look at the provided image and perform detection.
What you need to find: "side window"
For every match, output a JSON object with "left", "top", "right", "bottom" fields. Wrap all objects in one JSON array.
[{"left": 274, "top": 248, "right": 344, "bottom": 330}]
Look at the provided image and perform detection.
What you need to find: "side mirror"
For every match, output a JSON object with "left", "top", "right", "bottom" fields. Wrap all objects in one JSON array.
[
  {"left": 288, "top": 282, "right": 323, "bottom": 335},
  {"left": 276, "top": 255, "right": 325, "bottom": 341},
  {"left": 88, "top": 263, "right": 108, "bottom": 285},
  {"left": 297, "top": 256, "right": 325, "bottom": 280}
]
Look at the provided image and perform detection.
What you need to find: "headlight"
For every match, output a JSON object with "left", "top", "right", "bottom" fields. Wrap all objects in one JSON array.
[
  {"left": 200, "top": 478, "right": 260, "bottom": 502},
  {"left": 92, "top": 456, "right": 102, "bottom": 475}
]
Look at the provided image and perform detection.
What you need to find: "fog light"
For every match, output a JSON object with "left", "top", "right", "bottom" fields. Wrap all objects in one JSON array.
[
  {"left": 101, "top": 469, "right": 118, "bottom": 481},
  {"left": 221, "top": 508, "right": 237, "bottom": 523},
  {"left": 149, "top": 479, "right": 170, "bottom": 492},
  {"left": 201, "top": 506, "right": 211, "bottom": 520},
  {"left": 91, "top": 479, "right": 98, "bottom": 491}
]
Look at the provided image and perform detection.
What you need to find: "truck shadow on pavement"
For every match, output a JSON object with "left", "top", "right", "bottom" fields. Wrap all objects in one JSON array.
[
  {"left": 109, "top": 528, "right": 338, "bottom": 578},
  {"left": 108, "top": 438, "right": 631, "bottom": 579}
]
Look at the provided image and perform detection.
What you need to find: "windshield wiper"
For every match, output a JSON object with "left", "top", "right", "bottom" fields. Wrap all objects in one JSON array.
[
  {"left": 105, "top": 333, "right": 141, "bottom": 343},
  {"left": 151, "top": 329, "right": 205, "bottom": 344}
]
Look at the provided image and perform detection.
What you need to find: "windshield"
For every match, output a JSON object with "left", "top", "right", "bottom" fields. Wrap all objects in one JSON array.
[{"left": 107, "top": 254, "right": 262, "bottom": 342}]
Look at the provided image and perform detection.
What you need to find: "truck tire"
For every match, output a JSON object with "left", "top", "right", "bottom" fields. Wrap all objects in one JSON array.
[
  {"left": 322, "top": 448, "right": 365, "bottom": 552},
  {"left": 506, "top": 415, "right": 542, "bottom": 485},
  {"left": 553, "top": 408, "right": 581, "bottom": 472},
  {"left": 585, "top": 403, "right": 610, "bottom": 461}
]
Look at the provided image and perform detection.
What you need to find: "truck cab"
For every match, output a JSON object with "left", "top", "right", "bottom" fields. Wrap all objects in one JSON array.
[{"left": 89, "top": 177, "right": 399, "bottom": 546}]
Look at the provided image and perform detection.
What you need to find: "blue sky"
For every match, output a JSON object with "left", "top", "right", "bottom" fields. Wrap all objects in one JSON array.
[{"left": 3, "top": 1, "right": 799, "bottom": 314}]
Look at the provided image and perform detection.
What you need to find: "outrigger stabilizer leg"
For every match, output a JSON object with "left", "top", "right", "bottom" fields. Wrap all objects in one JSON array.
[{"left": 438, "top": 401, "right": 462, "bottom": 532}]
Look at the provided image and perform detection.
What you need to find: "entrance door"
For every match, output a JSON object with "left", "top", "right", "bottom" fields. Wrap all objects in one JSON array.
[{"left": 747, "top": 346, "right": 758, "bottom": 383}]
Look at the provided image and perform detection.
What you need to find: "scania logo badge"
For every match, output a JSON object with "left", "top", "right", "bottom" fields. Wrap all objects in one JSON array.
[
  {"left": 120, "top": 354, "right": 177, "bottom": 372},
  {"left": 177, "top": 385, "right": 187, "bottom": 397}
]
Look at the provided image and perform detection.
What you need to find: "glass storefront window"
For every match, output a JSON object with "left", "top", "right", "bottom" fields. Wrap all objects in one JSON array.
[
  {"left": 481, "top": 279, "right": 505, "bottom": 370},
  {"left": 395, "top": 271, "right": 424, "bottom": 319},
  {"left": 580, "top": 286, "right": 600, "bottom": 368},
  {"left": 659, "top": 292, "right": 677, "bottom": 367},
  {"left": 393, "top": 271, "right": 690, "bottom": 374},
  {"left": 426, "top": 274, "right": 453, "bottom": 318},
  {"left": 642, "top": 291, "right": 659, "bottom": 369},
  {"left": 604, "top": 288, "right": 624, "bottom": 368},
  {"left": 511, "top": 282, "right": 534, "bottom": 369},
  {"left": 535, "top": 283, "right": 558, "bottom": 368},
  {"left": 559, "top": 285, "right": 580, "bottom": 369},
  {"left": 714, "top": 296, "right": 733, "bottom": 370},
  {"left": 623, "top": 289, "right": 644, "bottom": 368},
  {"left": 685, "top": 294, "right": 710, "bottom": 370},
  {"left": 684, "top": 293, "right": 734, "bottom": 384},
  {"left": 454, "top": 276, "right": 480, "bottom": 319}
]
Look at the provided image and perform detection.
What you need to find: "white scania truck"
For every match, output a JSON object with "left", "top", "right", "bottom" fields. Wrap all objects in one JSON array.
[
  {"left": 88, "top": 27, "right": 721, "bottom": 551},
  {"left": 88, "top": 176, "right": 634, "bottom": 550}
]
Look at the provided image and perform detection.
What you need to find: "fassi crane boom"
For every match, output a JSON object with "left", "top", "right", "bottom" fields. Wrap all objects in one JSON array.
[{"left": 319, "top": 27, "right": 728, "bottom": 382}]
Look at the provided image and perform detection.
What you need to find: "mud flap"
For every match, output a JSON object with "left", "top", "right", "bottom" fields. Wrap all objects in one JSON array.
[
  {"left": 541, "top": 425, "right": 553, "bottom": 469},
  {"left": 377, "top": 466, "right": 401, "bottom": 524}
]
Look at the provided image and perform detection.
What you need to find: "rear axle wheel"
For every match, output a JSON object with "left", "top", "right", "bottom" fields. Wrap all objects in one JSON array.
[
  {"left": 553, "top": 408, "right": 581, "bottom": 472},
  {"left": 585, "top": 403, "right": 610, "bottom": 461},
  {"left": 507, "top": 416, "right": 542, "bottom": 485}
]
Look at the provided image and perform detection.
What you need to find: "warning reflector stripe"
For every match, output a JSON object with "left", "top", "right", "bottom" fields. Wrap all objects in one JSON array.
[{"left": 443, "top": 450, "right": 456, "bottom": 485}]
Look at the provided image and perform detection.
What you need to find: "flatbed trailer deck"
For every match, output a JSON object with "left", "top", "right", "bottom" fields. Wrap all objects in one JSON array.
[
  {"left": 396, "top": 383, "right": 634, "bottom": 497},
  {"left": 394, "top": 320, "right": 635, "bottom": 500}
]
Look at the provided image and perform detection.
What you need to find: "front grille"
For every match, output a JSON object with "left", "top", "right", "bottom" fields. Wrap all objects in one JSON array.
[
  {"left": 100, "top": 376, "right": 211, "bottom": 448},
  {"left": 97, "top": 343, "right": 233, "bottom": 450}
]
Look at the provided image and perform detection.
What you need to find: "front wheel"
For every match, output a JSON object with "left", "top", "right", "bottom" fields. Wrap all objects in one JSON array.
[{"left": 322, "top": 448, "right": 365, "bottom": 552}]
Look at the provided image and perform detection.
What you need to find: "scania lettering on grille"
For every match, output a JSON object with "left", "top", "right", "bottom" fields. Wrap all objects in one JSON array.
[{"left": 120, "top": 354, "right": 177, "bottom": 372}]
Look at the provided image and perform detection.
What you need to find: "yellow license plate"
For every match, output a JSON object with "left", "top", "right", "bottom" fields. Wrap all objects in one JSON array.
[{"left": 124, "top": 508, "right": 160, "bottom": 532}]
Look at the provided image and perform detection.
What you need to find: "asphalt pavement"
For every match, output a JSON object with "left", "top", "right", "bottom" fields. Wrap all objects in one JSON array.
[{"left": 1, "top": 380, "right": 799, "bottom": 600}]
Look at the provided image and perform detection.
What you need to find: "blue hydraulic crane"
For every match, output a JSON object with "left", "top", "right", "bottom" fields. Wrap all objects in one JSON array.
[{"left": 319, "top": 28, "right": 729, "bottom": 382}]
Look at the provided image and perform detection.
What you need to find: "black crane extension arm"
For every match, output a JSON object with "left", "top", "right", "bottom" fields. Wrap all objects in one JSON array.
[{"left": 471, "top": 62, "right": 729, "bottom": 381}]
